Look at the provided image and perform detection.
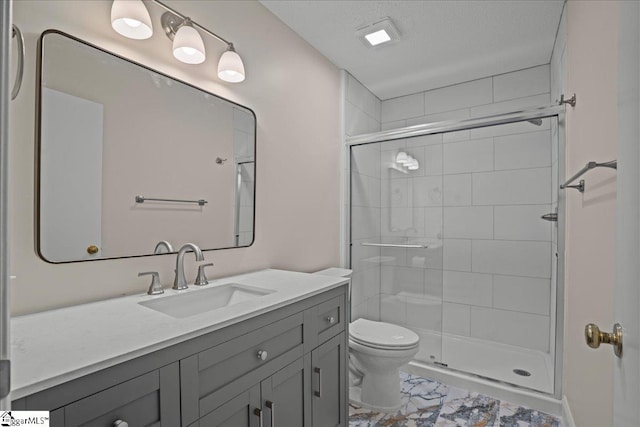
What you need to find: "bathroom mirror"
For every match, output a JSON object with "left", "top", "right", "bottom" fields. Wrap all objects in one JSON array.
[{"left": 37, "top": 31, "right": 256, "bottom": 263}]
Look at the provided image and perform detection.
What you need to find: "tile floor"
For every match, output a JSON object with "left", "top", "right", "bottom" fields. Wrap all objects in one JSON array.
[{"left": 348, "top": 372, "right": 562, "bottom": 427}]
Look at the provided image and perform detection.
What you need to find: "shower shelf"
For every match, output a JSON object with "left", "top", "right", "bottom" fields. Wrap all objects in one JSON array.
[{"left": 361, "top": 242, "right": 429, "bottom": 249}]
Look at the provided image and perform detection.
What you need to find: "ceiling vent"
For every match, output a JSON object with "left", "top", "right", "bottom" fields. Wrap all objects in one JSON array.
[{"left": 356, "top": 17, "right": 400, "bottom": 48}]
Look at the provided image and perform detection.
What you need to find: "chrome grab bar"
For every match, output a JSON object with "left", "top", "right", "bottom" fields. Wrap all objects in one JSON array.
[
  {"left": 361, "top": 242, "right": 429, "bottom": 249},
  {"left": 135, "top": 195, "right": 208, "bottom": 206},
  {"left": 560, "top": 160, "right": 617, "bottom": 193},
  {"left": 11, "top": 24, "right": 24, "bottom": 100}
]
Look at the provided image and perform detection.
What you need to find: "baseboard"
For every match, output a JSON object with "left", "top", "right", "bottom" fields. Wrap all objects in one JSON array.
[{"left": 562, "top": 396, "right": 576, "bottom": 427}]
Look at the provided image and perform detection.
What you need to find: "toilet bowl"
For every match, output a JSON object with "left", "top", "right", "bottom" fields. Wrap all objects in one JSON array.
[{"left": 348, "top": 318, "right": 419, "bottom": 412}]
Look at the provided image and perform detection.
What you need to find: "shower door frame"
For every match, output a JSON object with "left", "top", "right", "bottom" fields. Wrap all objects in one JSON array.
[{"left": 344, "top": 103, "right": 566, "bottom": 399}]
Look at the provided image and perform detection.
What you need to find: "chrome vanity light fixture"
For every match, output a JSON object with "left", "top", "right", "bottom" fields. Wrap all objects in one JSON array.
[
  {"left": 218, "top": 44, "right": 245, "bottom": 83},
  {"left": 110, "top": 0, "right": 246, "bottom": 82},
  {"left": 396, "top": 151, "right": 410, "bottom": 165},
  {"left": 170, "top": 18, "right": 206, "bottom": 64},
  {"left": 395, "top": 151, "right": 419, "bottom": 171},
  {"left": 111, "top": 0, "right": 153, "bottom": 40}
]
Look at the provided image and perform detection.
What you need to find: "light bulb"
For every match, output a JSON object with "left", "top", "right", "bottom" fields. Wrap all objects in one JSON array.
[
  {"left": 123, "top": 18, "right": 142, "bottom": 28},
  {"left": 111, "top": 0, "right": 153, "bottom": 40},
  {"left": 173, "top": 23, "right": 206, "bottom": 64},
  {"left": 218, "top": 45, "right": 245, "bottom": 83},
  {"left": 407, "top": 159, "right": 419, "bottom": 170}
]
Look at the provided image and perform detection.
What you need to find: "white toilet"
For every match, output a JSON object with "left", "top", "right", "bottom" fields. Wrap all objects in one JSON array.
[
  {"left": 313, "top": 268, "right": 420, "bottom": 412},
  {"left": 348, "top": 318, "right": 419, "bottom": 412}
]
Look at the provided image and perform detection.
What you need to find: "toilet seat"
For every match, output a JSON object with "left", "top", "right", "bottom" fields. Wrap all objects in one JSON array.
[{"left": 349, "top": 319, "right": 419, "bottom": 351}]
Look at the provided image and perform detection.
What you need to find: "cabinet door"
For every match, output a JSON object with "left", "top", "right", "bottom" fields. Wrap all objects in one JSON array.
[
  {"left": 311, "top": 332, "right": 347, "bottom": 427},
  {"left": 261, "top": 357, "right": 311, "bottom": 427},
  {"left": 63, "top": 363, "right": 180, "bottom": 427},
  {"left": 181, "top": 312, "right": 305, "bottom": 426},
  {"left": 197, "top": 384, "right": 261, "bottom": 427}
]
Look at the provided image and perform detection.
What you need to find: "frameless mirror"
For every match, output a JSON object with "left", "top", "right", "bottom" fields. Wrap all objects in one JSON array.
[{"left": 37, "top": 31, "right": 255, "bottom": 263}]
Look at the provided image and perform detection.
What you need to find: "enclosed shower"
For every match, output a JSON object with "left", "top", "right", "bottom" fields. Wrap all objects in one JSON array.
[{"left": 348, "top": 107, "right": 564, "bottom": 396}]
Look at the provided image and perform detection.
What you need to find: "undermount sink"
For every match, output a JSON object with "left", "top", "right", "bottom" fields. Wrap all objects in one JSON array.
[{"left": 139, "top": 283, "right": 276, "bottom": 319}]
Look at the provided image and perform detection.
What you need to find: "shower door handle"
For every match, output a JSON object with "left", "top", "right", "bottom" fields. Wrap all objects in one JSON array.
[{"left": 541, "top": 213, "right": 558, "bottom": 222}]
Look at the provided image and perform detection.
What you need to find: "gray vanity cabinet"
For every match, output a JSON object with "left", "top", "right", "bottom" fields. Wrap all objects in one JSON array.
[
  {"left": 12, "top": 363, "right": 181, "bottom": 427},
  {"left": 191, "top": 357, "right": 310, "bottom": 427},
  {"left": 311, "top": 333, "right": 347, "bottom": 427},
  {"left": 62, "top": 364, "right": 180, "bottom": 427},
  {"left": 260, "top": 356, "right": 311, "bottom": 427},
  {"left": 192, "top": 384, "right": 261, "bottom": 427},
  {"left": 179, "top": 311, "right": 307, "bottom": 425},
  {"left": 12, "top": 284, "right": 348, "bottom": 427}
]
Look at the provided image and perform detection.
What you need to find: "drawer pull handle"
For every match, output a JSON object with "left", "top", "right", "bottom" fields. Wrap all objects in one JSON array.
[
  {"left": 254, "top": 408, "right": 263, "bottom": 427},
  {"left": 257, "top": 350, "right": 268, "bottom": 361},
  {"left": 326, "top": 316, "right": 336, "bottom": 324},
  {"left": 314, "top": 367, "right": 322, "bottom": 397},
  {"left": 113, "top": 421, "right": 128, "bottom": 427},
  {"left": 266, "top": 400, "right": 275, "bottom": 426}
]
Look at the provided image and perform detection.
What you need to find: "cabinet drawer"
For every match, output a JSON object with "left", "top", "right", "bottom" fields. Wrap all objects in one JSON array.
[
  {"left": 181, "top": 312, "right": 305, "bottom": 425},
  {"left": 63, "top": 363, "right": 179, "bottom": 427},
  {"left": 315, "top": 295, "right": 345, "bottom": 344}
]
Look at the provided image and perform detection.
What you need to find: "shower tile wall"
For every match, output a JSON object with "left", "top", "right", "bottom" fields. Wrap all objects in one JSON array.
[
  {"left": 378, "top": 65, "right": 554, "bottom": 356},
  {"left": 347, "top": 73, "right": 383, "bottom": 321}
]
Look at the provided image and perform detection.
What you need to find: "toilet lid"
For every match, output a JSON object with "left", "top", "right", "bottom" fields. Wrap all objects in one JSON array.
[{"left": 349, "top": 318, "right": 419, "bottom": 350}]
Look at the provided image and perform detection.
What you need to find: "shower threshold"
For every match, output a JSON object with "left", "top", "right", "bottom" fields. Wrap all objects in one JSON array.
[{"left": 416, "top": 333, "right": 554, "bottom": 394}]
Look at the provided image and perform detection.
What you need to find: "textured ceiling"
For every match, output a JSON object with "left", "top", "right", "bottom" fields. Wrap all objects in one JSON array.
[{"left": 260, "top": 0, "right": 564, "bottom": 100}]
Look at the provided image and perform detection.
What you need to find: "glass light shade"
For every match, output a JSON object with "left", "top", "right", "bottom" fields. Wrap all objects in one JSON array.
[
  {"left": 173, "top": 24, "right": 206, "bottom": 64},
  {"left": 396, "top": 151, "right": 409, "bottom": 164},
  {"left": 111, "top": 0, "right": 153, "bottom": 40},
  {"left": 218, "top": 48, "right": 245, "bottom": 83},
  {"left": 407, "top": 159, "right": 419, "bottom": 170}
]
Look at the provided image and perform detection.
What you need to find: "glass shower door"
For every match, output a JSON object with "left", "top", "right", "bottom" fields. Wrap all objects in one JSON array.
[
  {"left": 349, "top": 115, "right": 560, "bottom": 394},
  {"left": 350, "top": 135, "right": 445, "bottom": 364},
  {"left": 436, "top": 118, "right": 558, "bottom": 394}
]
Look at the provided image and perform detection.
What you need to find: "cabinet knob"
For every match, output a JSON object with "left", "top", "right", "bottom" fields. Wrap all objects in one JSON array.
[
  {"left": 326, "top": 316, "right": 335, "bottom": 324},
  {"left": 113, "top": 421, "right": 128, "bottom": 427},
  {"left": 87, "top": 245, "right": 99, "bottom": 255},
  {"left": 257, "top": 350, "right": 268, "bottom": 361}
]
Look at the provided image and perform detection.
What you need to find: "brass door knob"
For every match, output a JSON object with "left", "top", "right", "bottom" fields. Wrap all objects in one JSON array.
[
  {"left": 87, "top": 245, "right": 99, "bottom": 255},
  {"left": 585, "top": 323, "right": 623, "bottom": 358}
]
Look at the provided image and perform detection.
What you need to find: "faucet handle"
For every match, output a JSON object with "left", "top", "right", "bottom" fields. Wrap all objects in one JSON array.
[
  {"left": 194, "top": 263, "right": 214, "bottom": 286},
  {"left": 139, "top": 271, "right": 163, "bottom": 295}
]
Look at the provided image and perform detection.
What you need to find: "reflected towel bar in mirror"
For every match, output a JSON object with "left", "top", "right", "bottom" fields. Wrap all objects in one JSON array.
[
  {"left": 135, "top": 196, "right": 208, "bottom": 206},
  {"left": 361, "top": 242, "right": 429, "bottom": 249}
]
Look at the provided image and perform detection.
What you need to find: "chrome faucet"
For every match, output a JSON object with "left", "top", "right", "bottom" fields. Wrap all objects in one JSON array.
[
  {"left": 154, "top": 240, "right": 174, "bottom": 254},
  {"left": 173, "top": 243, "right": 204, "bottom": 290}
]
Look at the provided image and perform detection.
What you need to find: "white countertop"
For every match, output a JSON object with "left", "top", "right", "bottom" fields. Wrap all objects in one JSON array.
[{"left": 10, "top": 269, "right": 349, "bottom": 399}]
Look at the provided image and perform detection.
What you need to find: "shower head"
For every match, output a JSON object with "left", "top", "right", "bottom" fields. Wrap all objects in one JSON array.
[{"left": 528, "top": 118, "right": 543, "bottom": 126}]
